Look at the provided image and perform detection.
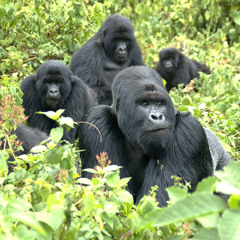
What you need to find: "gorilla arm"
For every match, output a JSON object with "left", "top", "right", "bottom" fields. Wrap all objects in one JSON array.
[{"left": 79, "top": 105, "right": 131, "bottom": 181}]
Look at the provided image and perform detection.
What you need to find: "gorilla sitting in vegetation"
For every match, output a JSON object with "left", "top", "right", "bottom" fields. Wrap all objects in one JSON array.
[
  {"left": 79, "top": 66, "right": 230, "bottom": 206},
  {"left": 70, "top": 14, "right": 145, "bottom": 105},
  {"left": 156, "top": 47, "right": 211, "bottom": 92},
  {"left": 21, "top": 60, "right": 97, "bottom": 144}
]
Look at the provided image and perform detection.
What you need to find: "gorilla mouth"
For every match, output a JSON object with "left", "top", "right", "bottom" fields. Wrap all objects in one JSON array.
[{"left": 148, "top": 127, "right": 168, "bottom": 132}]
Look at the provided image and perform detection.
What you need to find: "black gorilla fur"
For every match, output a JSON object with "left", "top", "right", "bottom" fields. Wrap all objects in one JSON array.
[
  {"left": 79, "top": 66, "right": 217, "bottom": 206},
  {"left": 21, "top": 60, "right": 97, "bottom": 143},
  {"left": 156, "top": 47, "right": 211, "bottom": 92},
  {"left": 0, "top": 124, "right": 48, "bottom": 173},
  {"left": 70, "top": 14, "right": 145, "bottom": 105}
]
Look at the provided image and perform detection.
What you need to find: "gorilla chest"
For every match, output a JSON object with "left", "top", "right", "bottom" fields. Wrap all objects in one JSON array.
[{"left": 104, "top": 60, "right": 130, "bottom": 84}]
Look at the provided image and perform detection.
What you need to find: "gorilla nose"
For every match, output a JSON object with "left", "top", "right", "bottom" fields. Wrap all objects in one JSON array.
[
  {"left": 50, "top": 89, "right": 59, "bottom": 97},
  {"left": 148, "top": 112, "right": 165, "bottom": 123}
]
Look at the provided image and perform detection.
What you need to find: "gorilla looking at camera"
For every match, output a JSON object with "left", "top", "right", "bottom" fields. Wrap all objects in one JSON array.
[
  {"left": 70, "top": 14, "right": 145, "bottom": 105},
  {"left": 156, "top": 47, "right": 211, "bottom": 92},
  {"left": 79, "top": 66, "right": 230, "bottom": 206},
  {"left": 21, "top": 60, "right": 97, "bottom": 143}
]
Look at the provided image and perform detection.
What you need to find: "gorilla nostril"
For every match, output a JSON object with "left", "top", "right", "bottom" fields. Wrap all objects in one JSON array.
[
  {"left": 150, "top": 114, "right": 158, "bottom": 121},
  {"left": 159, "top": 115, "right": 163, "bottom": 120}
]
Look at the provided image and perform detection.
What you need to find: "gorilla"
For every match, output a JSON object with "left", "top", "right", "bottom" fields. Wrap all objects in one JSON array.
[
  {"left": 70, "top": 14, "right": 145, "bottom": 105},
  {"left": 21, "top": 60, "right": 97, "bottom": 143},
  {"left": 79, "top": 66, "right": 230, "bottom": 207},
  {"left": 156, "top": 47, "right": 211, "bottom": 92},
  {"left": 0, "top": 124, "right": 48, "bottom": 173}
]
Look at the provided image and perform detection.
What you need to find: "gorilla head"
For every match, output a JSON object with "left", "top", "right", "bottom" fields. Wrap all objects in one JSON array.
[
  {"left": 158, "top": 47, "right": 179, "bottom": 74},
  {"left": 112, "top": 66, "right": 176, "bottom": 156},
  {"left": 70, "top": 14, "right": 145, "bottom": 105},
  {"left": 156, "top": 47, "right": 211, "bottom": 92},
  {"left": 21, "top": 60, "right": 97, "bottom": 143},
  {"left": 35, "top": 60, "right": 72, "bottom": 110},
  {"left": 101, "top": 14, "right": 135, "bottom": 64}
]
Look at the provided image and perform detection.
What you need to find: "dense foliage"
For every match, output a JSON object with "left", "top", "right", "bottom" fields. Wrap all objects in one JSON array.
[{"left": 0, "top": 0, "right": 239, "bottom": 239}]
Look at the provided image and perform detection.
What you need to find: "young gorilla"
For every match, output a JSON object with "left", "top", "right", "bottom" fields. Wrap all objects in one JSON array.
[
  {"left": 79, "top": 66, "right": 230, "bottom": 206},
  {"left": 70, "top": 14, "right": 145, "bottom": 105},
  {"left": 156, "top": 47, "right": 211, "bottom": 92},
  {"left": 21, "top": 60, "right": 97, "bottom": 144},
  {"left": 0, "top": 124, "right": 48, "bottom": 173}
]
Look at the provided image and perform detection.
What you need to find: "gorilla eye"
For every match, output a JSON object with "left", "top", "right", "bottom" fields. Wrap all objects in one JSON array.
[
  {"left": 142, "top": 102, "right": 149, "bottom": 107},
  {"left": 156, "top": 101, "right": 165, "bottom": 106}
]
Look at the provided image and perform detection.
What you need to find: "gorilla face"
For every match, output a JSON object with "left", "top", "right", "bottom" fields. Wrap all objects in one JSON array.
[
  {"left": 102, "top": 15, "right": 135, "bottom": 64},
  {"left": 36, "top": 60, "right": 72, "bottom": 110},
  {"left": 159, "top": 48, "right": 180, "bottom": 74},
  {"left": 113, "top": 66, "right": 176, "bottom": 156}
]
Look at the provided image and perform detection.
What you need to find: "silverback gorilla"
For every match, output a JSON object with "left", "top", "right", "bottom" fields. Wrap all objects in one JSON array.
[
  {"left": 70, "top": 14, "right": 145, "bottom": 105},
  {"left": 156, "top": 47, "right": 211, "bottom": 92},
  {"left": 79, "top": 66, "right": 230, "bottom": 206},
  {"left": 21, "top": 60, "right": 97, "bottom": 143}
]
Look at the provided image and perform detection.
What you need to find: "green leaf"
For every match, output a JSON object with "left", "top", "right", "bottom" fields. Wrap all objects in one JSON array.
[
  {"left": 215, "top": 161, "right": 240, "bottom": 195},
  {"left": 196, "top": 213, "right": 219, "bottom": 228},
  {"left": 106, "top": 170, "right": 120, "bottom": 187},
  {"left": 36, "top": 208, "right": 65, "bottom": 231},
  {"left": 46, "top": 148, "right": 62, "bottom": 164},
  {"left": 152, "top": 193, "right": 227, "bottom": 227},
  {"left": 10, "top": 212, "right": 50, "bottom": 239},
  {"left": 228, "top": 194, "right": 240, "bottom": 209},
  {"left": 166, "top": 186, "right": 189, "bottom": 204},
  {"left": 76, "top": 177, "right": 92, "bottom": 185},
  {"left": 117, "top": 190, "right": 134, "bottom": 204},
  {"left": 0, "top": 150, "right": 9, "bottom": 174},
  {"left": 50, "top": 127, "right": 63, "bottom": 143},
  {"left": 37, "top": 109, "right": 65, "bottom": 120},
  {"left": 232, "top": 10, "right": 240, "bottom": 25},
  {"left": 193, "top": 228, "right": 219, "bottom": 240},
  {"left": 218, "top": 209, "right": 240, "bottom": 240},
  {"left": 196, "top": 177, "right": 218, "bottom": 193},
  {"left": 59, "top": 116, "right": 74, "bottom": 132}
]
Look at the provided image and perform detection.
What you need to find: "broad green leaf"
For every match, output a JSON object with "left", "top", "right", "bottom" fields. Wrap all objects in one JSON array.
[
  {"left": 50, "top": 127, "right": 63, "bottom": 143},
  {"left": 152, "top": 193, "right": 227, "bottom": 227},
  {"left": 193, "top": 228, "right": 219, "bottom": 240},
  {"left": 36, "top": 207, "right": 65, "bottom": 231},
  {"left": 77, "top": 177, "right": 92, "bottom": 185},
  {"left": 166, "top": 186, "right": 189, "bottom": 204},
  {"left": 196, "top": 177, "right": 218, "bottom": 193},
  {"left": 31, "top": 145, "right": 47, "bottom": 153},
  {"left": 47, "top": 192, "right": 65, "bottom": 211},
  {"left": 106, "top": 170, "right": 120, "bottom": 187},
  {"left": 10, "top": 212, "right": 50, "bottom": 238},
  {"left": 104, "top": 165, "right": 121, "bottom": 172},
  {"left": 215, "top": 161, "right": 240, "bottom": 195},
  {"left": 117, "top": 190, "right": 134, "bottom": 204},
  {"left": 218, "top": 209, "right": 240, "bottom": 240},
  {"left": 116, "top": 177, "right": 131, "bottom": 188},
  {"left": 46, "top": 148, "right": 62, "bottom": 164},
  {"left": 59, "top": 116, "right": 74, "bottom": 132},
  {"left": 196, "top": 213, "right": 219, "bottom": 228},
  {"left": 7, "top": 199, "right": 32, "bottom": 213},
  {"left": 232, "top": 10, "right": 240, "bottom": 25},
  {"left": 37, "top": 109, "right": 65, "bottom": 120},
  {"left": 228, "top": 194, "right": 240, "bottom": 209}
]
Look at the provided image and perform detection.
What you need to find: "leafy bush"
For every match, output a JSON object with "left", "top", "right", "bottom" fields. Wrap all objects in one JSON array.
[{"left": 0, "top": 0, "right": 239, "bottom": 238}]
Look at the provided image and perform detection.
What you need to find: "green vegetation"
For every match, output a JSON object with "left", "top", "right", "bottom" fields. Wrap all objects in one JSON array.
[{"left": 0, "top": 0, "right": 239, "bottom": 239}]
